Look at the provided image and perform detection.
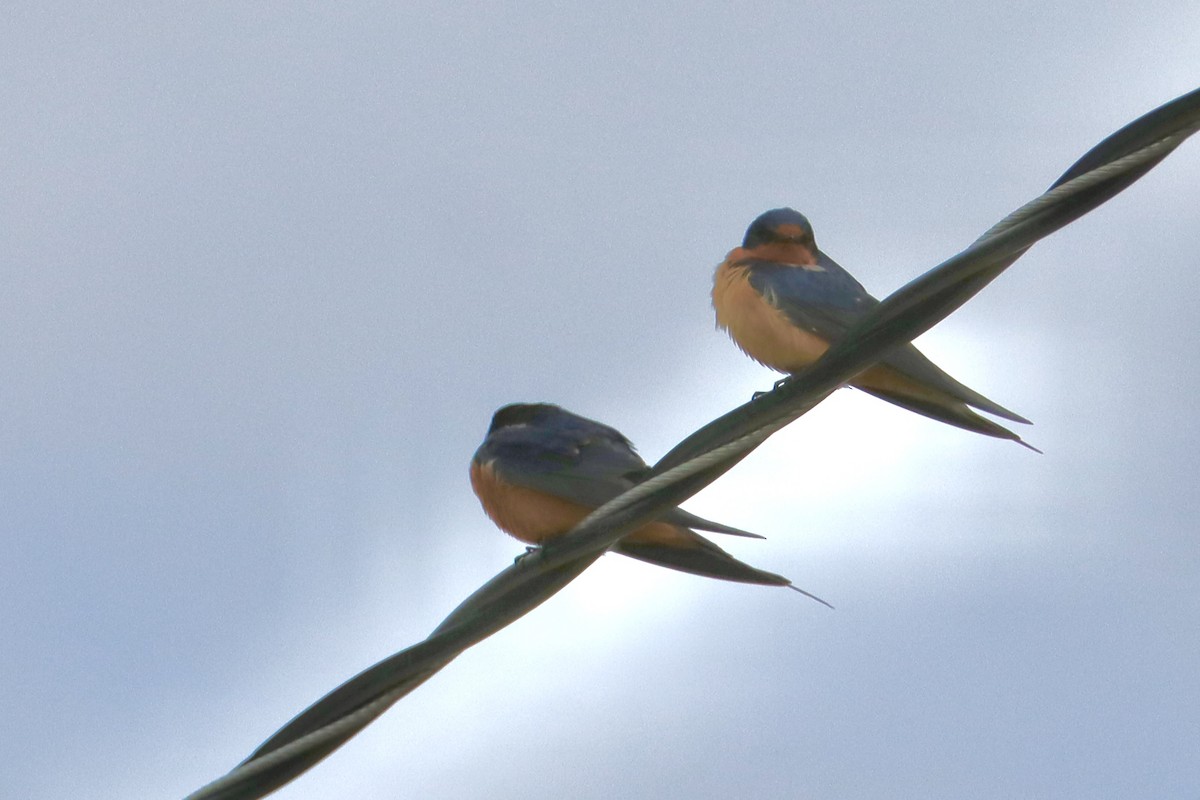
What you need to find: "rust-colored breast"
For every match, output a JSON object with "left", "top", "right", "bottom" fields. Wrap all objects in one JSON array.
[
  {"left": 469, "top": 460, "right": 591, "bottom": 544},
  {"left": 470, "top": 460, "right": 699, "bottom": 549},
  {"left": 712, "top": 261, "right": 831, "bottom": 373}
]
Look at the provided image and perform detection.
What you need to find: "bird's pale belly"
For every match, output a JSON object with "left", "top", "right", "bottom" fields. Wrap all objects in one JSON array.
[{"left": 712, "top": 264, "right": 830, "bottom": 372}]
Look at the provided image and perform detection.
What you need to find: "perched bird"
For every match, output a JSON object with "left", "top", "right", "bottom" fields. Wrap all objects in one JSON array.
[
  {"left": 713, "top": 207, "right": 1035, "bottom": 448},
  {"left": 471, "top": 402, "right": 829, "bottom": 605}
]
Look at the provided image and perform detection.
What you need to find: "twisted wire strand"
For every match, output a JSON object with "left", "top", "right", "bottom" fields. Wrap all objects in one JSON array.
[
  {"left": 563, "top": 118, "right": 1200, "bottom": 544},
  {"left": 978, "top": 123, "right": 1200, "bottom": 244},
  {"left": 184, "top": 687, "right": 409, "bottom": 800},
  {"left": 181, "top": 90, "right": 1199, "bottom": 800}
]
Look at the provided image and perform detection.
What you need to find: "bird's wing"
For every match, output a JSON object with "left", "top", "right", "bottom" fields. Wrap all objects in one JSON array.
[
  {"left": 612, "top": 532, "right": 788, "bottom": 586},
  {"left": 746, "top": 253, "right": 1028, "bottom": 423},
  {"left": 742, "top": 254, "right": 875, "bottom": 344},
  {"left": 483, "top": 427, "right": 764, "bottom": 538},
  {"left": 482, "top": 423, "right": 645, "bottom": 509},
  {"left": 614, "top": 533, "right": 831, "bottom": 605},
  {"left": 872, "top": 344, "right": 1031, "bottom": 423}
]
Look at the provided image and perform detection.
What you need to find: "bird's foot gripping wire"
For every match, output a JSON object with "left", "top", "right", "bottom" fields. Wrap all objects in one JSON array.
[
  {"left": 513, "top": 545, "right": 541, "bottom": 565},
  {"left": 751, "top": 375, "right": 795, "bottom": 401}
]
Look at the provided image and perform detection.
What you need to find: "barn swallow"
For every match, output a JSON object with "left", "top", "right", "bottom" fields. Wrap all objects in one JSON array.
[
  {"left": 471, "top": 402, "right": 830, "bottom": 605},
  {"left": 713, "top": 207, "right": 1035, "bottom": 448}
]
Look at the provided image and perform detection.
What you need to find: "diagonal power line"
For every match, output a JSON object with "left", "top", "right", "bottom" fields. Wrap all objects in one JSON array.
[{"left": 183, "top": 86, "right": 1200, "bottom": 800}]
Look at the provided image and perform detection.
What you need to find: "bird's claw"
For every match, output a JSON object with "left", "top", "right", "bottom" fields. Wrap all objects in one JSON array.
[
  {"left": 751, "top": 376, "right": 793, "bottom": 402},
  {"left": 513, "top": 545, "right": 541, "bottom": 565}
]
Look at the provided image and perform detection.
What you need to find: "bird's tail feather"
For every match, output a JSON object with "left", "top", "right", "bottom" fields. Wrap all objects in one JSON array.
[
  {"left": 879, "top": 345, "right": 1032, "bottom": 424},
  {"left": 663, "top": 508, "right": 765, "bottom": 539},
  {"left": 613, "top": 534, "right": 831, "bottom": 607},
  {"left": 860, "top": 387, "right": 1041, "bottom": 453},
  {"left": 916, "top": 367, "right": 1031, "bottom": 424}
]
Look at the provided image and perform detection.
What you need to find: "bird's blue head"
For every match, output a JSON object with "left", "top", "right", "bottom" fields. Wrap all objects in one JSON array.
[
  {"left": 487, "top": 403, "right": 565, "bottom": 435},
  {"left": 742, "top": 207, "right": 816, "bottom": 250}
]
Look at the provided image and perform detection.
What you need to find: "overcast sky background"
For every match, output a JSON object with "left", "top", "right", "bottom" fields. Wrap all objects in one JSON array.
[{"left": 3, "top": 4, "right": 1199, "bottom": 799}]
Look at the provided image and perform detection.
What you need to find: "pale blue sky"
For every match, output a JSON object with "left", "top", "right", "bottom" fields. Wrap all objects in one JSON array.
[{"left": 2, "top": 4, "right": 1198, "bottom": 799}]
